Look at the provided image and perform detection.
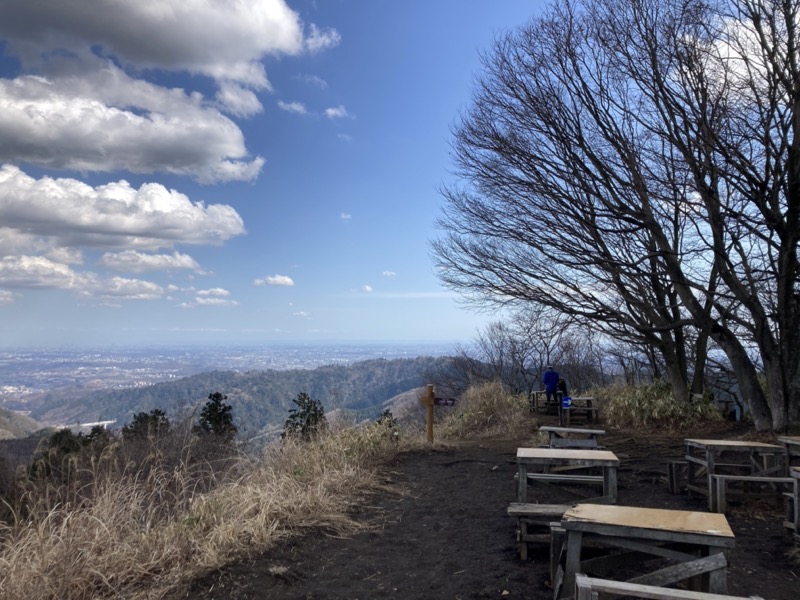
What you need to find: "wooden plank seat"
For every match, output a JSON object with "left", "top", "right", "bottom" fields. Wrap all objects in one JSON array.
[
  {"left": 507, "top": 502, "right": 573, "bottom": 560},
  {"left": 712, "top": 474, "right": 794, "bottom": 513},
  {"left": 574, "top": 574, "right": 765, "bottom": 600},
  {"left": 527, "top": 472, "right": 605, "bottom": 485},
  {"left": 540, "top": 426, "right": 606, "bottom": 450}
]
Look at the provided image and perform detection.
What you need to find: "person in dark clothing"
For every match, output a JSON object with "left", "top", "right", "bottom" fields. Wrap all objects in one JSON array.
[
  {"left": 542, "top": 365, "right": 560, "bottom": 414},
  {"left": 558, "top": 378, "right": 568, "bottom": 399}
]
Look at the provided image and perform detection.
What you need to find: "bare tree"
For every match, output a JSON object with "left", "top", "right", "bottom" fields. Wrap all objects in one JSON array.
[{"left": 432, "top": 0, "right": 800, "bottom": 430}]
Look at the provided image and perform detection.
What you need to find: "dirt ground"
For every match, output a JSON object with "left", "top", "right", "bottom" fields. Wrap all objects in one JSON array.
[{"left": 186, "top": 417, "right": 800, "bottom": 600}]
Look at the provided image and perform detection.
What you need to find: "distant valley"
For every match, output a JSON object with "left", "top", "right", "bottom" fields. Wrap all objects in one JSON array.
[{"left": 0, "top": 343, "right": 455, "bottom": 436}]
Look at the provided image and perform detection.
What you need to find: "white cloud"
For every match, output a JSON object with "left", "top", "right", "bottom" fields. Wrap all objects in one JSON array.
[
  {"left": 197, "top": 288, "right": 231, "bottom": 297},
  {"left": 255, "top": 274, "right": 295, "bottom": 286},
  {"left": 325, "top": 105, "right": 350, "bottom": 119},
  {"left": 294, "top": 74, "right": 328, "bottom": 89},
  {"left": 0, "top": 1, "right": 329, "bottom": 85},
  {"left": 101, "top": 277, "right": 163, "bottom": 300},
  {"left": 362, "top": 285, "right": 373, "bottom": 293},
  {"left": 0, "top": 289, "right": 14, "bottom": 304},
  {"left": 337, "top": 134, "right": 353, "bottom": 143},
  {"left": 194, "top": 296, "right": 239, "bottom": 307},
  {"left": 0, "top": 165, "right": 246, "bottom": 251},
  {"left": 305, "top": 24, "right": 341, "bottom": 54},
  {"left": 100, "top": 250, "right": 204, "bottom": 273},
  {"left": 293, "top": 311, "right": 311, "bottom": 318},
  {"left": 0, "top": 255, "right": 164, "bottom": 300},
  {"left": 216, "top": 82, "right": 264, "bottom": 117},
  {"left": 0, "top": 255, "right": 89, "bottom": 289},
  {"left": 0, "top": 68, "right": 264, "bottom": 183},
  {"left": 0, "top": 1, "right": 341, "bottom": 182},
  {"left": 277, "top": 100, "right": 308, "bottom": 114},
  {"left": 340, "top": 212, "right": 352, "bottom": 221},
  {"left": 383, "top": 271, "right": 397, "bottom": 277}
]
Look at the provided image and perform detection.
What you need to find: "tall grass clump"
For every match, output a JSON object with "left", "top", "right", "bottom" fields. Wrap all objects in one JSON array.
[
  {"left": 0, "top": 420, "right": 406, "bottom": 600},
  {"left": 592, "top": 381, "right": 723, "bottom": 430},
  {"left": 437, "top": 380, "right": 532, "bottom": 440}
]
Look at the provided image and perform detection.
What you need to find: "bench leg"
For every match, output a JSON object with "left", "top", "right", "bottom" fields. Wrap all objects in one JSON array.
[
  {"left": 518, "top": 519, "right": 528, "bottom": 560},
  {"left": 668, "top": 462, "right": 683, "bottom": 494},
  {"left": 714, "top": 476, "right": 726, "bottom": 513}
]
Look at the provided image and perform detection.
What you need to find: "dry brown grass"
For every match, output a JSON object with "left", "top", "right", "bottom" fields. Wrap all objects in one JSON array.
[
  {"left": 0, "top": 421, "right": 413, "bottom": 600},
  {"left": 437, "top": 380, "right": 536, "bottom": 441},
  {"left": 0, "top": 383, "right": 541, "bottom": 599}
]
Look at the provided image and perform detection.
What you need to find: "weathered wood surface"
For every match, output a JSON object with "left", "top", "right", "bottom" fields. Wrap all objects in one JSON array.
[
  {"left": 574, "top": 574, "right": 764, "bottom": 600},
  {"left": 516, "top": 448, "right": 620, "bottom": 503},
  {"left": 562, "top": 504, "right": 734, "bottom": 539},
  {"left": 558, "top": 505, "right": 734, "bottom": 599}
]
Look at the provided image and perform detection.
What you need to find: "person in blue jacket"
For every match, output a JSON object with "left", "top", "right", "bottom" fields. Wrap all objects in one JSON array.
[{"left": 542, "top": 365, "right": 560, "bottom": 414}]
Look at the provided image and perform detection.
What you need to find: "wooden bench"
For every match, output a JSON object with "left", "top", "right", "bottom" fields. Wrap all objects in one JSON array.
[
  {"left": 777, "top": 467, "right": 800, "bottom": 538},
  {"left": 507, "top": 502, "right": 572, "bottom": 560},
  {"left": 540, "top": 426, "right": 606, "bottom": 450},
  {"left": 575, "top": 574, "right": 765, "bottom": 600},
  {"left": 712, "top": 474, "right": 794, "bottom": 513}
]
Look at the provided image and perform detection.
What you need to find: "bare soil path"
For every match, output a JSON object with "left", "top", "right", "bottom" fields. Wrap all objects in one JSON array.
[{"left": 186, "top": 420, "right": 800, "bottom": 599}]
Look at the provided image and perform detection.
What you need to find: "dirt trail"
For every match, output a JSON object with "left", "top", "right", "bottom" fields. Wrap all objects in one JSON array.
[{"left": 186, "top": 421, "right": 800, "bottom": 600}]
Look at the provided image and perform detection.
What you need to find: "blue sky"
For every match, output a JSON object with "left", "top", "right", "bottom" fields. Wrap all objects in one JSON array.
[{"left": 0, "top": 0, "right": 544, "bottom": 348}]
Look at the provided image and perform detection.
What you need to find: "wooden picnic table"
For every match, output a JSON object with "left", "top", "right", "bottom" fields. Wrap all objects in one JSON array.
[
  {"left": 539, "top": 425, "right": 606, "bottom": 449},
  {"left": 788, "top": 467, "right": 800, "bottom": 541},
  {"left": 516, "top": 447, "right": 619, "bottom": 504},
  {"left": 777, "top": 435, "right": 800, "bottom": 470},
  {"left": 558, "top": 396, "right": 598, "bottom": 427},
  {"left": 684, "top": 439, "right": 785, "bottom": 512},
  {"left": 554, "top": 503, "right": 735, "bottom": 600}
]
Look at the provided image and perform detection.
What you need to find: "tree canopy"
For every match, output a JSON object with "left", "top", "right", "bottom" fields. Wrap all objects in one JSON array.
[{"left": 433, "top": 0, "right": 800, "bottom": 430}]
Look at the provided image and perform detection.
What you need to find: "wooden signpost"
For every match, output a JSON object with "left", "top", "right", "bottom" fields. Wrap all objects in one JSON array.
[{"left": 419, "top": 384, "right": 457, "bottom": 443}]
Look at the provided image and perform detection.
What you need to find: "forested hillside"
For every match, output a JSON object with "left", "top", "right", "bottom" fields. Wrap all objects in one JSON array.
[{"left": 31, "top": 356, "right": 453, "bottom": 434}]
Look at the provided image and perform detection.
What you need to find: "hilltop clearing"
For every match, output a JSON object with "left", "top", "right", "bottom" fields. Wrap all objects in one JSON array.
[{"left": 187, "top": 420, "right": 799, "bottom": 600}]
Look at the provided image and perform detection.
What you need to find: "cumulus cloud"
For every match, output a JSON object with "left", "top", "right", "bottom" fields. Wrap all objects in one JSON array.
[
  {"left": 340, "top": 212, "right": 352, "bottom": 221},
  {"left": 0, "top": 68, "right": 264, "bottom": 183},
  {"left": 0, "top": 255, "right": 164, "bottom": 300},
  {"left": 100, "top": 250, "right": 204, "bottom": 274},
  {"left": 0, "top": 0, "right": 330, "bottom": 85},
  {"left": 361, "top": 285, "right": 374, "bottom": 293},
  {"left": 0, "top": 255, "right": 85, "bottom": 289},
  {"left": 293, "top": 311, "right": 311, "bottom": 318},
  {"left": 0, "top": 1, "right": 341, "bottom": 180},
  {"left": 383, "top": 271, "right": 397, "bottom": 277},
  {"left": 0, "top": 165, "right": 246, "bottom": 251},
  {"left": 216, "top": 82, "right": 264, "bottom": 118},
  {"left": 277, "top": 100, "right": 307, "bottom": 114},
  {"left": 197, "top": 288, "right": 231, "bottom": 297},
  {"left": 254, "top": 274, "right": 295, "bottom": 286},
  {"left": 325, "top": 105, "right": 350, "bottom": 119},
  {"left": 100, "top": 277, "right": 164, "bottom": 300},
  {"left": 178, "top": 287, "right": 238, "bottom": 308}
]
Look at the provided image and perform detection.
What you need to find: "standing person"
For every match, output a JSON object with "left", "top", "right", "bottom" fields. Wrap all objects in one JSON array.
[{"left": 542, "top": 365, "right": 560, "bottom": 414}]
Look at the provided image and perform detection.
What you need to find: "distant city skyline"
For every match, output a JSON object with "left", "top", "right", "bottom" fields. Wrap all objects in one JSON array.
[{"left": 0, "top": 1, "right": 544, "bottom": 348}]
